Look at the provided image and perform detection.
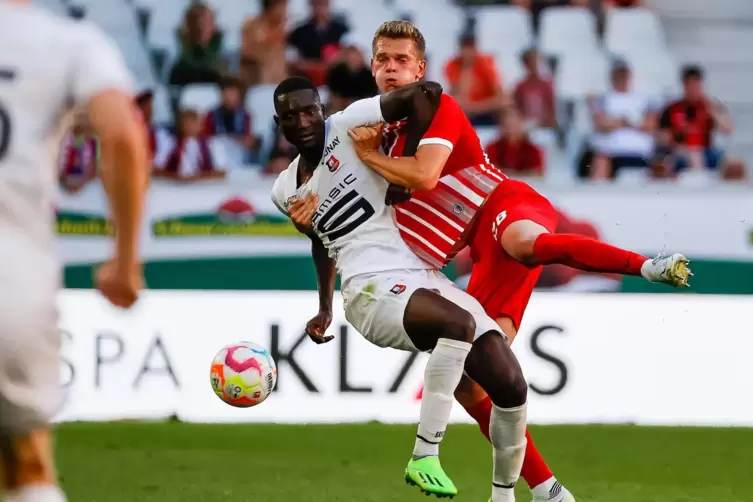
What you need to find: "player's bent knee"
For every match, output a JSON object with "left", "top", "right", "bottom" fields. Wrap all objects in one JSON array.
[
  {"left": 442, "top": 309, "right": 476, "bottom": 344},
  {"left": 506, "top": 367, "right": 528, "bottom": 406}
]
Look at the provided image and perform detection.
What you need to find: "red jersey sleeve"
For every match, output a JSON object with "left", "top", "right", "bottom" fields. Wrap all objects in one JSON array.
[{"left": 418, "top": 94, "right": 463, "bottom": 153}]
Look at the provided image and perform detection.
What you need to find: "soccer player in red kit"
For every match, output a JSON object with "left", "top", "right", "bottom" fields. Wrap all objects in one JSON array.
[
  {"left": 290, "top": 20, "right": 691, "bottom": 502},
  {"left": 353, "top": 20, "right": 690, "bottom": 502}
]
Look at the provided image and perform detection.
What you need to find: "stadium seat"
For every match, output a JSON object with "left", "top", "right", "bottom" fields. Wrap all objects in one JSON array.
[
  {"left": 539, "top": 7, "right": 599, "bottom": 59},
  {"left": 400, "top": 0, "right": 464, "bottom": 31},
  {"left": 423, "top": 29, "right": 461, "bottom": 91},
  {"left": 151, "top": 85, "right": 174, "bottom": 125},
  {"left": 605, "top": 8, "right": 666, "bottom": 58},
  {"left": 146, "top": 0, "right": 189, "bottom": 58},
  {"left": 112, "top": 33, "right": 158, "bottom": 88},
  {"left": 208, "top": 0, "right": 259, "bottom": 35},
  {"left": 493, "top": 52, "right": 526, "bottom": 91},
  {"left": 344, "top": 3, "right": 397, "bottom": 42},
  {"left": 626, "top": 50, "right": 679, "bottom": 98},
  {"left": 33, "top": 0, "right": 66, "bottom": 15},
  {"left": 77, "top": 0, "right": 136, "bottom": 28},
  {"left": 245, "top": 84, "right": 278, "bottom": 137},
  {"left": 179, "top": 83, "right": 221, "bottom": 114},
  {"left": 474, "top": 6, "right": 533, "bottom": 60},
  {"left": 555, "top": 51, "right": 609, "bottom": 101}
]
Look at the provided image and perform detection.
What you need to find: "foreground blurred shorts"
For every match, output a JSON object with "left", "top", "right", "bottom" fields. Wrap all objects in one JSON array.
[{"left": 0, "top": 248, "right": 62, "bottom": 435}]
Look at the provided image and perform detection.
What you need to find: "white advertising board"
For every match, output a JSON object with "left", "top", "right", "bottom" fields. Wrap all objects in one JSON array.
[{"left": 56, "top": 290, "right": 753, "bottom": 426}]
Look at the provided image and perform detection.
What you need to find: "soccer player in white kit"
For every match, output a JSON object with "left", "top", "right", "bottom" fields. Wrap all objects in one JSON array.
[
  {"left": 0, "top": 2, "right": 148, "bottom": 501},
  {"left": 271, "top": 77, "right": 529, "bottom": 501}
]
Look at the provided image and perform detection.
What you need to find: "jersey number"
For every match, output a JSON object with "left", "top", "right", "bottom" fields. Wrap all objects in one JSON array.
[
  {"left": 0, "top": 102, "right": 10, "bottom": 160},
  {"left": 316, "top": 190, "right": 375, "bottom": 241}
]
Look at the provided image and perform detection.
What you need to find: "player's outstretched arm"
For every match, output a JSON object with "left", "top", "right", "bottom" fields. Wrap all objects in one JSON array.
[
  {"left": 378, "top": 80, "right": 443, "bottom": 124},
  {"left": 335, "top": 81, "right": 442, "bottom": 131},
  {"left": 351, "top": 86, "right": 461, "bottom": 191}
]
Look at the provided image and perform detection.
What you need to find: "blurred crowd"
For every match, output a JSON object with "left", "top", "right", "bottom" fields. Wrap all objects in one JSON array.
[{"left": 58, "top": 0, "right": 746, "bottom": 192}]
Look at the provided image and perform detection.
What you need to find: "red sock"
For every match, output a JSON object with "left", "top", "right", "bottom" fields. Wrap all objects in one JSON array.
[
  {"left": 532, "top": 233, "right": 647, "bottom": 276},
  {"left": 521, "top": 429, "right": 553, "bottom": 489},
  {"left": 466, "top": 396, "right": 492, "bottom": 441}
]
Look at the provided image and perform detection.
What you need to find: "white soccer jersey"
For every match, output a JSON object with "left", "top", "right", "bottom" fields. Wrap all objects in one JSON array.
[
  {"left": 271, "top": 96, "right": 432, "bottom": 284},
  {"left": 0, "top": 3, "right": 134, "bottom": 285}
]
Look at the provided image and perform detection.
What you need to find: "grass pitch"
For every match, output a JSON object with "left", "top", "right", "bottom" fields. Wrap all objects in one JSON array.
[{"left": 56, "top": 422, "right": 753, "bottom": 502}]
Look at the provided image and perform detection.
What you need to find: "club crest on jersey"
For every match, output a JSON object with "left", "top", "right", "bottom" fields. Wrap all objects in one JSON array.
[
  {"left": 390, "top": 284, "right": 406, "bottom": 295},
  {"left": 326, "top": 156, "right": 340, "bottom": 172},
  {"left": 452, "top": 203, "right": 464, "bottom": 214}
]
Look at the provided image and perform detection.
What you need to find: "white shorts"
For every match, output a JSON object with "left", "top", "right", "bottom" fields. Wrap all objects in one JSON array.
[
  {"left": 342, "top": 269, "right": 504, "bottom": 352},
  {"left": 0, "top": 246, "right": 62, "bottom": 435}
]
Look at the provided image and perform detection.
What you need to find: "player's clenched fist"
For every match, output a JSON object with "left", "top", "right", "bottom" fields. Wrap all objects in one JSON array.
[
  {"left": 289, "top": 193, "right": 318, "bottom": 232},
  {"left": 305, "top": 310, "right": 334, "bottom": 344},
  {"left": 348, "top": 123, "right": 384, "bottom": 162},
  {"left": 96, "top": 260, "right": 144, "bottom": 308}
]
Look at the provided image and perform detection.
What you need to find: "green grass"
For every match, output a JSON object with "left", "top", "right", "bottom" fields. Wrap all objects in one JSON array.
[{"left": 55, "top": 422, "right": 753, "bottom": 502}]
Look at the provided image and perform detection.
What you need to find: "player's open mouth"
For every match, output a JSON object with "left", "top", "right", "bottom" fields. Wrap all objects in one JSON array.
[{"left": 300, "top": 132, "right": 315, "bottom": 142}]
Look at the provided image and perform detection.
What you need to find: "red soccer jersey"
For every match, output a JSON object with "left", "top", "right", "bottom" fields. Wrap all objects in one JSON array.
[{"left": 382, "top": 93, "right": 506, "bottom": 268}]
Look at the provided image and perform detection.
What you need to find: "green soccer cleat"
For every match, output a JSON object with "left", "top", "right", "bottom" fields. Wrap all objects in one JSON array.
[{"left": 404, "top": 456, "right": 458, "bottom": 498}]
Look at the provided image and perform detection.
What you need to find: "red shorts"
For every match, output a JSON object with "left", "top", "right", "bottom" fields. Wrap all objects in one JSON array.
[{"left": 465, "top": 180, "right": 558, "bottom": 330}]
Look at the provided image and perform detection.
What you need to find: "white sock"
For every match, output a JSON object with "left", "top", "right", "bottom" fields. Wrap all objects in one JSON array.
[
  {"left": 5, "top": 484, "right": 67, "bottom": 502},
  {"left": 413, "top": 338, "right": 472, "bottom": 458},
  {"left": 490, "top": 402, "right": 528, "bottom": 502},
  {"left": 531, "top": 477, "right": 564, "bottom": 500}
]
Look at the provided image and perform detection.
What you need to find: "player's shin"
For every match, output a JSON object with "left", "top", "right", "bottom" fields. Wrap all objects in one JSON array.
[
  {"left": 465, "top": 332, "right": 528, "bottom": 502},
  {"left": 413, "top": 338, "right": 472, "bottom": 458},
  {"left": 530, "top": 233, "right": 647, "bottom": 275},
  {"left": 490, "top": 403, "right": 527, "bottom": 502},
  {"left": 0, "top": 430, "right": 66, "bottom": 502}
]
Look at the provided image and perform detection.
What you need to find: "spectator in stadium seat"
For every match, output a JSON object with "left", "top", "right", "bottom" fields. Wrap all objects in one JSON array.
[
  {"left": 203, "top": 77, "right": 260, "bottom": 165},
  {"left": 514, "top": 48, "right": 556, "bottom": 129},
  {"left": 154, "top": 110, "right": 227, "bottom": 182},
  {"left": 168, "top": 3, "right": 225, "bottom": 87},
  {"left": 586, "top": 59, "right": 656, "bottom": 180},
  {"left": 288, "top": 0, "right": 349, "bottom": 87},
  {"left": 240, "top": 0, "right": 288, "bottom": 86},
  {"left": 325, "top": 42, "right": 378, "bottom": 113},
  {"left": 135, "top": 89, "right": 174, "bottom": 170},
  {"left": 657, "top": 65, "right": 735, "bottom": 175},
  {"left": 59, "top": 113, "right": 99, "bottom": 194},
  {"left": 444, "top": 33, "right": 506, "bottom": 126},
  {"left": 485, "top": 107, "right": 545, "bottom": 177}
]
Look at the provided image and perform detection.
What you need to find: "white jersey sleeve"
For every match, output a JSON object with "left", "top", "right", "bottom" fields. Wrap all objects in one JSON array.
[
  {"left": 271, "top": 160, "right": 298, "bottom": 216},
  {"left": 69, "top": 22, "right": 135, "bottom": 105},
  {"left": 271, "top": 174, "right": 289, "bottom": 216},
  {"left": 330, "top": 96, "right": 384, "bottom": 132}
]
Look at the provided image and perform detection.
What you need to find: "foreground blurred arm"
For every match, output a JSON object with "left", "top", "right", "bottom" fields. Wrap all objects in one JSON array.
[
  {"left": 89, "top": 90, "right": 149, "bottom": 272},
  {"left": 71, "top": 22, "right": 148, "bottom": 306}
]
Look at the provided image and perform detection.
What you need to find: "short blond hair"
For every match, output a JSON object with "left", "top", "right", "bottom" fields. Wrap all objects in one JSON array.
[{"left": 372, "top": 20, "right": 426, "bottom": 59}]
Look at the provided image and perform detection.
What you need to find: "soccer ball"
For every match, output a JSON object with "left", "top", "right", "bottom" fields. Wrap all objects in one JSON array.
[{"left": 210, "top": 342, "right": 277, "bottom": 408}]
